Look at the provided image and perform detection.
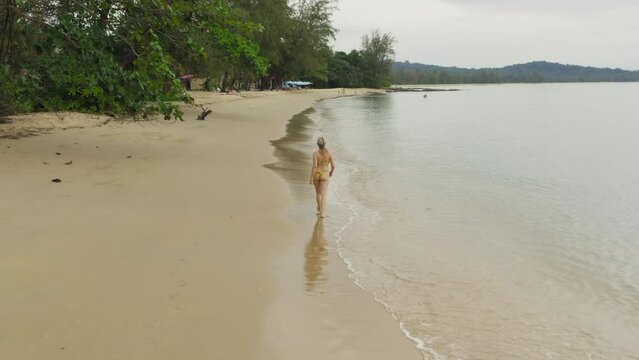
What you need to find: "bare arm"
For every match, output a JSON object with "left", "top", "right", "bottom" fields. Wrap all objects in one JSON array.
[
  {"left": 309, "top": 152, "right": 318, "bottom": 184},
  {"left": 329, "top": 153, "right": 336, "bottom": 177}
]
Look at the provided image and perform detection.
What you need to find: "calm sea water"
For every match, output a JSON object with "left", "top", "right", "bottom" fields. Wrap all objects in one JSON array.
[{"left": 313, "top": 84, "right": 639, "bottom": 359}]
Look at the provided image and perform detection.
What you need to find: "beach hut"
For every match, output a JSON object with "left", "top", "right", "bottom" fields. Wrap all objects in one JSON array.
[{"left": 179, "top": 74, "right": 195, "bottom": 90}]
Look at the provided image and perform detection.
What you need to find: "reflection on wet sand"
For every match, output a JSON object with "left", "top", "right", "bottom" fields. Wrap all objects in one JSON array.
[{"left": 304, "top": 217, "right": 328, "bottom": 292}]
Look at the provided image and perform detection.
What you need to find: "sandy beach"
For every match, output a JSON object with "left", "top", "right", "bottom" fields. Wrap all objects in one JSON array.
[{"left": 0, "top": 89, "right": 419, "bottom": 360}]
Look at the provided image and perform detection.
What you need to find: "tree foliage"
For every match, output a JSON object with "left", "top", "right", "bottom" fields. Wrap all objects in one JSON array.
[
  {"left": 0, "top": 0, "right": 345, "bottom": 116},
  {"left": 230, "top": 0, "right": 336, "bottom": 89},
  {"left": 326, "top": 30, "right": 395, "bottom": 89},
  {"left": 1, "top": 0, "right": 394, "bottom": 118},
  {"left": 360, "top": 30, "right": 395, "bottom": 88},
  {"left": 0, "top": 0, "right": 267, "bottom": 119},
  {"left": 327, "top": 51, "right": 363, "bottom": 88}
]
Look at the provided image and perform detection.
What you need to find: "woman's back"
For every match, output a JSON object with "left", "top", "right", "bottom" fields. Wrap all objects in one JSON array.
[{"left": 316, "top": 150, "right": 331, "bottom": 170}]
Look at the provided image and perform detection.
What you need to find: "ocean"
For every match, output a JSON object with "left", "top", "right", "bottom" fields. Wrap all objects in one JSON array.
[{"left": 272, "top": 83, "right": 639, "bottom": 359}]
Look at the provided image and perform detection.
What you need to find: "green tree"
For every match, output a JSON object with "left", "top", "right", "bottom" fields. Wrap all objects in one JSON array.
[
  {"left": 327, "top": 50, "right": 363, "bottom": 87},
  {"left": 280, "top": 0, "right": 336, "bottom": 84},
  {"left": 0, "top": 0, "right": 267, "bottom": 118},
  {"left": 230, "top": 0, "right": 292, "bottom": 89},
  {"left": 360, "top": 30, "right": 395, "bottom": 88}
]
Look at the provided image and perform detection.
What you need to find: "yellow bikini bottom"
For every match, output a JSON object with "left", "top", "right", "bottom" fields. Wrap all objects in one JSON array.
[{"left": 314, "top": 170, "right": 329, "bottom": 181}]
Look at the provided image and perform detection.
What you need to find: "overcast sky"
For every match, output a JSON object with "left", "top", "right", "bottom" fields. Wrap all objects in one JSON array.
[{"left": 331, "top": 0, "right": 639, "bottom": 70}]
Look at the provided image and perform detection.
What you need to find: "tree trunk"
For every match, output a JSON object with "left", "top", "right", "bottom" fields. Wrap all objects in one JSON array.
[
  {"left": 0, "top": 1, "right": 17, "bottom": 64},
  {"left": 220, "top": 71, "right": 229, "bottom": 92}
]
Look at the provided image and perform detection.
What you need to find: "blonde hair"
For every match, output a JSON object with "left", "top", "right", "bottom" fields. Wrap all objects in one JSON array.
[{"left": 316, "top": 136, "right": 326, "bottom": 149}]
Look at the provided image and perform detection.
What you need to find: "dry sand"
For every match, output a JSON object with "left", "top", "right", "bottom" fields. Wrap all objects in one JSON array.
[{"left": 0, "top": 89, "right": 420, "bottom": 359}]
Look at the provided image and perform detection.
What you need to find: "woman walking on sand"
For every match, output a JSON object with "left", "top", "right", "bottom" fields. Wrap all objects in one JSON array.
[{"left": 309, "top": 137, "right": 335, "bottom": 217}]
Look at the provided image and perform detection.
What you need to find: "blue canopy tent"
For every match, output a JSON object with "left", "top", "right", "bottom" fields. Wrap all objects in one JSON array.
[{"left": 282, "top": 80, "right": 313, "bottom": 89}]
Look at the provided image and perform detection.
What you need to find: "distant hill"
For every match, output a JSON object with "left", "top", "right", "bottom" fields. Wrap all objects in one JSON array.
[{"left": 392, "top": 61, "right": 639, "bottom": 84}]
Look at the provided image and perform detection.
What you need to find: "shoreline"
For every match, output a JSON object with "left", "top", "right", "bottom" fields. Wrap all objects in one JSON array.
[
  {"left": 262, "top": 100, "right": 421, "bottom": 359},
  {"left": 0, "top": 88, "right": 417, "bottom": 359}
]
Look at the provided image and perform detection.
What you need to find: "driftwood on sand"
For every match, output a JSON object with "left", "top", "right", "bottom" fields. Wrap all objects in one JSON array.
[{"left": 197, "top": 106, "right": 212, "bottom": 120}]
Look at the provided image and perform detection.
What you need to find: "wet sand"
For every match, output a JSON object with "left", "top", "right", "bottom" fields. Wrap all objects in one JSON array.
[{"left": 0, "top": 89, "right": 419, "bottom": 359}]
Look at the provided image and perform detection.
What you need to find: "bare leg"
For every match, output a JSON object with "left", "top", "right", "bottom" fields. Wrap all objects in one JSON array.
[
  {"left": 319, "top": 179, "right": 329, "bottom": 217},
  {"left": 313, "top": 178, "right": 322, "bottom": 214}
]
